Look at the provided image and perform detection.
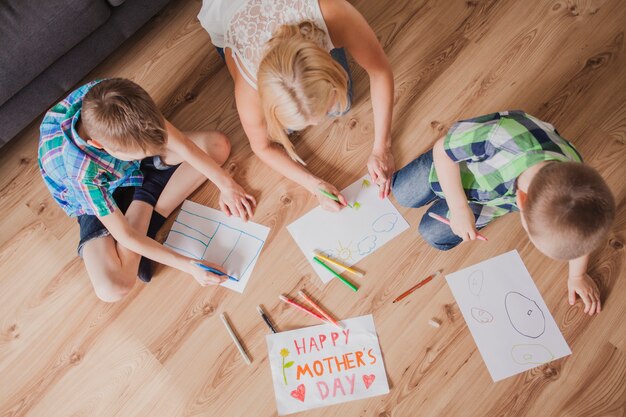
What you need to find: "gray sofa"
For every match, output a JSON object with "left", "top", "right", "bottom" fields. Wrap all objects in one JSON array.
[{"left": 0, "top": 0, "right": 172, "bottom": 148}]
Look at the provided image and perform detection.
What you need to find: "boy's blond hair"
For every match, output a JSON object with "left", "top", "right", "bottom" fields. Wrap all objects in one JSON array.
[
  {"left": 82, "top": 78, "right": 166, "bottom": 154},
  {"left": 524, "top": 162, "right": 615, "bottom": 260},
  {"left": 257, "top": 21, "right": 349, "bottom": 164}
]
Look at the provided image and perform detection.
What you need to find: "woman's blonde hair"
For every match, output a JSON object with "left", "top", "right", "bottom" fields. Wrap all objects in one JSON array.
[{"left": 257, "top": 21, "right": 349, "bottom": 164}]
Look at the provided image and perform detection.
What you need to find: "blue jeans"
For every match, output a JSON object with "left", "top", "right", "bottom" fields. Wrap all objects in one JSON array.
[
  {"left": 329, "top": 48, "right": 353, "bottom": 115},
  {"left": 215, "top": 46, "right": 353, "bottom": 114},
  {"left": 391, "top": 150, "right": 485, "bottom": 251}
]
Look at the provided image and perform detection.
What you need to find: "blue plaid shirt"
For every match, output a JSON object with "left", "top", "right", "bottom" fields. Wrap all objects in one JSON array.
[{"left": 38, "top": 81, "right": 144, "bottom": 217}]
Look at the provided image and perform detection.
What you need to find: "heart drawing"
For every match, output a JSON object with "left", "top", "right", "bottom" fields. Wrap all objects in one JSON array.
[
  {"left": 363, "top": 374, "right": 375, "bottom": 389},
  {"left": 291, "top": 384, "right": 305, "bottom": 402}
]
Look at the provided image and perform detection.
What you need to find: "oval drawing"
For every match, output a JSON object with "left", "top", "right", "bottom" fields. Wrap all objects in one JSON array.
[
  {"left": 468, "top": 270, "right": 484, "bottom": 296},
  {"left": 372, "top": 213, "right": 398, "bottom": 233},
  {"left": 470, "top": 307, "right": 493, "bottom": 323},
  {"left": 357, "top": 235, "right": 377, "bottom": 256},
  {"left": 505, "top": 292, "right": 545, "bottom": 338},
  {"left": 511, "top": 344, "right": 554, "bottom": 365}
]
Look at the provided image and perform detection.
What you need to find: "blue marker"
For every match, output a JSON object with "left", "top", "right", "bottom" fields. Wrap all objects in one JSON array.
[{"left": 193, "top": 262, "right": 239, "bottom": 282}]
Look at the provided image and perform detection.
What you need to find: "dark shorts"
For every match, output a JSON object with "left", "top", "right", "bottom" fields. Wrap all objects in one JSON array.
[{"left": 76, "top": 156, "right": 178, "bottom": 257}]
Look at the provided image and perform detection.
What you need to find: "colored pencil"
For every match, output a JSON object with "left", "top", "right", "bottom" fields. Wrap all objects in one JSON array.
[
  {"left": 220, "top": 313, "right": 251, "bottom": 365},
  {"left": 256, "top": 305, "right": 277, "bottom": 333},
  {"left": 318, "top": 188, "right": 353, "bottom": 208},
  {"left": 427, "top": 212, "right": 488, "bottom": 241},
  {"left": 392, "top": 270, "right": 442, "bottom": 303},
  {"left": 313, "top": 250, "right": 364, "bottom": 277},
  {"left": 193, "top": 262, "right": 239, "bottom": 282},
  {"left": 312, "top": 256, "right": 359, "bottom": 292},
  {"left": 279, "top": 294, "right": 327, "bottom": 323},
  {"left": 298, "top": 290, "right": 344, "bottom": 330}
]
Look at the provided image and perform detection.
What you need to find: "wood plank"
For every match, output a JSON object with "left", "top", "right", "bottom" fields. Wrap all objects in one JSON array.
[{"left": 0, "top": 0, "right": 624, "bottom": 415}]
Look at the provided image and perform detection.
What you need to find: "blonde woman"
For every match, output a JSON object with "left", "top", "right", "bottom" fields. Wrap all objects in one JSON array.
[{"left": 198, "top": 0, "right": 394, "bottom": 211}]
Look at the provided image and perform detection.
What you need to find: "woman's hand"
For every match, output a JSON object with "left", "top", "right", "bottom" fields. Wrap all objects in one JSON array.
[
  {"left": 187, "top": 259, "right": 227, "bottom": 287},
  {"left": 367, "top": 147, "right": 394, "bottom": 199},
  {"left": 219, "top": 179, "right": 257, "bottom": 221},
  {"left": 312, "top": 180, "right": 348, "bottom": 212}
]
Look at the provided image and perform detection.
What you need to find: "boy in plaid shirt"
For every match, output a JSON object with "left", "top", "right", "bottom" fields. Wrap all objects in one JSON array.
[
  {"left": 392, "top": 111, "right": 615, "bottom": 315},
  {"left": 39, "top": 78, "right": 256, "bottom": 302}
]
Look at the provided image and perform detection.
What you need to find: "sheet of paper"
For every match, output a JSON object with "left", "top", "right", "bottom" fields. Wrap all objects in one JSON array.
[
  {"left": 287, "top": 175, "right": 409, "bottom": 283},
  {"left": 445, "top": 250, "right": 571, "bottom": 381},
  {"left": 266, "top": 315, "right": 389, "bottom": 415},
  {"left": 163, "top": 200, "right": 269, "bottom": 293}
]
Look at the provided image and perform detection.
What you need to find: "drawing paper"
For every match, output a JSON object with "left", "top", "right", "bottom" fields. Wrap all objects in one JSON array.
[
  {"left": 287, "top": 175, "right": 409, "bottom": 283},
  {"left": 445, "top": 250, "right": 571, "bottom": 381},
  {"left": 164, "top": 200, "right": 269, "bottom": 293},
  {"left": 266, "top": 315, "right": 389, "bottom": 415}
]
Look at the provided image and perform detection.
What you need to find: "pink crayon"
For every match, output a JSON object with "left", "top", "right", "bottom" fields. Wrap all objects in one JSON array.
[{"left": 427, "top": 212, "right": 488, "bottom": 241}]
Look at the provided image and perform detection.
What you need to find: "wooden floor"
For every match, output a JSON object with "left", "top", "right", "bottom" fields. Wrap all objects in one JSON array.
[{"left": 1, "top": 0, "right": 625, "bottom": 416}]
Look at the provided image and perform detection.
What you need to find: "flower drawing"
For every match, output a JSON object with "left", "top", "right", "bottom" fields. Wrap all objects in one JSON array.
[{"left": 280, "top": 348, "right": 294, "bottom": 385}]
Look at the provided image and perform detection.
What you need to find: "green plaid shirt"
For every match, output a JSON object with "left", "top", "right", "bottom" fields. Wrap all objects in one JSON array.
[{"left": 429, "top": 111, "right": 582, "bottom": 225}]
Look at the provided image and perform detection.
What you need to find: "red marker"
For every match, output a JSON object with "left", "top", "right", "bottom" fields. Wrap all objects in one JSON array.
[
  {"left": 298, "top": 290, "right": 344, "bottom": 330},
  {"left": 393, "top": 270, "right": 441, "bottom": 303},
  {"left": 279, "top": 294, "right": 326, "bottom": 323},
  {"left": 427, "top": 212, "right": 488, "bottom": 241}
]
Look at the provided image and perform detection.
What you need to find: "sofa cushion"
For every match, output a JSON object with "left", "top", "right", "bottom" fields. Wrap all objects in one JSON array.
[
  {"left": 0, "top": 0, "right": 111, "bottom": 106},
  {"left": 0, "top": 0, "right": 173, "bottom": 147}
]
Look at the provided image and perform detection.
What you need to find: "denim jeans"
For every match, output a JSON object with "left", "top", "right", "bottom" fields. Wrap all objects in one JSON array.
[
  {"left": 215, "top": 46, "right": 353, "bottom": 114},
  {"left": 391, "top": 150, "right": 486, "bottom": 251},
  {"left": 328, "top": 47, "right": 353, "bottom": 115}
]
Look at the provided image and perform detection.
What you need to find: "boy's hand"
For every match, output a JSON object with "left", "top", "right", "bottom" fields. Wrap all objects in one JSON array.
[
  {"left": 449, "top": 205, "right": 478, "bottom": 241},
  {"left": 219, "top": 180, "right": 257, "bottom": 222},
  {"left": 314, "top": 180, "right": 347, "bottom": 212},
  {"left": 188, "top": 260, "right": 228, "bottom": 287},
  {"left": 568, "top": 273, "right": 601, "bottom": 315}
]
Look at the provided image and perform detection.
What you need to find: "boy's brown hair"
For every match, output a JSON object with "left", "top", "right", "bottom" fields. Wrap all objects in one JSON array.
[
  {"left": 82, "top": 78, "right": 166, "bottom": 154},
  {"left": 524, "top": 162, "right": 615, "bottom": 260}
]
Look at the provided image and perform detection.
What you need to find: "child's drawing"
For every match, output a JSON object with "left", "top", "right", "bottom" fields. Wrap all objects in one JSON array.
[
  {"left": 333, "top": 240, "right": 355, "bottom": 262},
  {"left": 445, "top": 251, "right": 571, "bottom": 381},
  {"left": 287, "top": 175, "right": 409, "bottom": 284},
  {"left": 470, "top": 307, "right": 493, "bottom": 323},
  {"left": 371, "top": 213, "right": 399, "bottom": 233},
  {"left": 505, "top": 291, "right": 546, "bottom": 339},
  {"left": 291, "top": 384, "right": 306, "bottom": 402},
  {"left": 266, "top": 315, "right": 389, "bottom": 415},
  {"left": 468, "top": 270, "right": 484, "bottom": 296},
  {"left": 280, "top": 348, "right": 294, "bottom": 385},
  {"left": 511, "top": 344, "right": 554, "bottom": 365},
  {"left": 362, "top": 374, "right": 375, "bottom": 389},
  {"left": 164, "top": 200, "right": 270, "bottom": 293},
  {"left": 357, "top": 235, "right": 377, "bottom": 256}
]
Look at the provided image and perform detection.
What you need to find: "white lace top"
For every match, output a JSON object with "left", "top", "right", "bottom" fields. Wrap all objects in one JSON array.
[{"left": 198, "top": 0, "right": 335, "bottom": 90}]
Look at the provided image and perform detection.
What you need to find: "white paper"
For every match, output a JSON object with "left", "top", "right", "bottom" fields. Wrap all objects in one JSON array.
[
  {"left": 287, "top": 175, "right": 409, "bottom": 283},
  {"left": 445, "top": 250, "right": 571, "bottom": 381},
  {"left": 266, "top": 315, "right": 389, "bottom": 415},
  {"left": 163, "top": 200, "right": 270, "bottom": 293}
]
